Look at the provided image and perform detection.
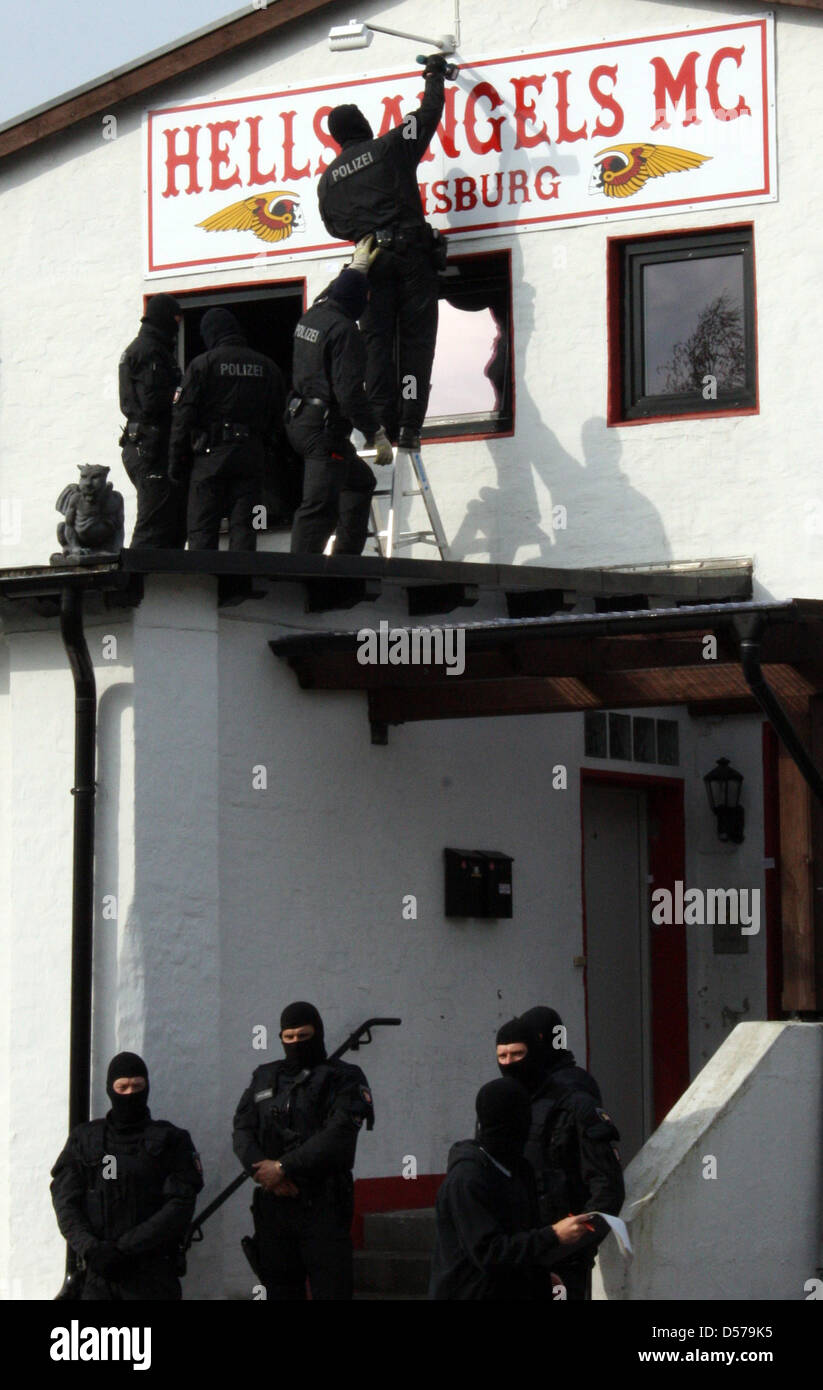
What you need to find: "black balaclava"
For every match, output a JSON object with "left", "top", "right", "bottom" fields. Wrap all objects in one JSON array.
[
  {"left": 280, "top": 1001, "right": 327, "bottom": 1073},
  {"left": 496, "top": 1016, "right": 544, "bottom": 1093},
  {"left": 106, "top": 1052, "right": 150, "bottom": 1130},
  {"left": 475, "top": 1078, "right": 531, "bottom": 1168},
  {"left": 200, "top": 307, "right": 244, "bottom": 349},
  {"left": 328, "top": 104, "right": 373, "bottom": 145},
  {"left": 327, "top": 269, "right": 369, "bottom": 321},
  {"left": 142, "top": 293, "right": 181, "bottom": 338},
  {"left": 519, "top": 1005, "right": 576, "bottom": 1073}
]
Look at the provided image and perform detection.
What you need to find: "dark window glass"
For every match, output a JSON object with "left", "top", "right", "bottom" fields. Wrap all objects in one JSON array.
[
  {"left": 633, "top": 716, "right": 656, "bottom": 763},
  {"left": 656, "top": 719, "right": 680, "bottom": 766},
  {"left": 585, "top": 711, "right": 608, "bottom": 758},
  {"left": 642, "top": 256, "right": 746, "bottom": 397},
  {"left": 609, "top": 712, "right": 632, "bottom": 761},
  {"left": 424, "top": 251, "right": 513, "bottom": 440},
  {"left": 618, "top": 227, "right": 756, "bottom": 420}
]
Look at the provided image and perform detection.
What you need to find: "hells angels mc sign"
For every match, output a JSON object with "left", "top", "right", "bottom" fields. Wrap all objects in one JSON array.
[{"left": 145, "top": 16, "right": 775, "bottom": 276}]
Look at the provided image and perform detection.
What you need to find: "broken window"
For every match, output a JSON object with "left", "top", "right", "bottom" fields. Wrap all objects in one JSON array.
[{"left": 425, "top": 249, "right": 513, "bottom": 441}]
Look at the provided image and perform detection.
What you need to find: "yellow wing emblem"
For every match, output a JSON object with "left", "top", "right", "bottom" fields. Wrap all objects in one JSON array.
[
  {"left": 590, "top": 144, "right": 710, "bottom": 199},
  {"left": 197, "top": 191, "right": 305, "bottom": 243}
]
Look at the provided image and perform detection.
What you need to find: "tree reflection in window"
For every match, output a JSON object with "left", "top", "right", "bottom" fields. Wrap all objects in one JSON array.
[
  {"left": 617, "top": 227, "right": 756, "bottom": 419},
  {"left": 661, "top": 291, "right": 746, "bottom": 394}
]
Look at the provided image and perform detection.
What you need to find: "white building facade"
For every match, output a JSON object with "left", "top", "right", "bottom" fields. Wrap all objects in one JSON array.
[{"left": 1, "top": 0, "right": 822, "bottom": 1300}]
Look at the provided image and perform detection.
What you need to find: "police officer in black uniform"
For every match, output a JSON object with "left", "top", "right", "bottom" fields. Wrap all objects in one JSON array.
[
  {"left": 232, "top": 1001, "right": 374, "bottom": 1300},
  {"left": 429, "top": 1079, "right": 590, "bottom": 1300},
  {"left": 496, "top": 1011, "right": 625, "bottom": 1301},
  {"left": 169, "top": 307, "right": 286, "bottom": 550},
  {"left": 50, "top": 1051, "right": 203, "bottom": 1301},
  {"left": 287, "top": 248, "right": 393, "bottom": 555},
  {"left": 318, "top": 54, "right": 455, "bottom": 449},
  {"left": 118, "top": 294, "right": 185, "bottom": 548}
]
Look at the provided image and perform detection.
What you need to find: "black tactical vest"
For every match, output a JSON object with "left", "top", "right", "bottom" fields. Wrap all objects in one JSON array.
[{"left": 74, "top": 1119, "right": 182, "bottom": 1245}]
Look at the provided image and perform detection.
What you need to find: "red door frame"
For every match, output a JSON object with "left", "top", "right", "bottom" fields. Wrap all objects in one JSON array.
[{"left": 580, "top": 768, "right": 689, "bottom": 1127}]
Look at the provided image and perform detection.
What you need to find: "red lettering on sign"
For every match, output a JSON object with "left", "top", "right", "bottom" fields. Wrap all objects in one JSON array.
[
  {"left": 707, "top": 46, "right": 751, "bottom": 121},
  {"left": 419, "top": 86, "right": 460, "bottom": 161},
  {"left": 650, "top": 51, "right": 701, "bottom": 129},
  {"left": 246, "top": 116, "right": 278, "bottom": 185},
  {"left": 454, "top": 176, "right": 477, "bottom": 211},
  {"left": 554, "top": 70, "right": 587, "bottom": 142},
  {"left": 162, "top": 126, "right": 202, "bottom": 197},
  {"left": 207, "top": 121, "right": 242, "bottom": 192},
  {"left": 511, "top": 75, "right": 551, "bottom": 149},
  {"left": 535, "top": 165, "right": 560, "bottom": 200},
  {"left": 508, "top": 169, "right": 530, "bottom": 203},
  {"left": 481, "top": 172, "right": 503, "bottom": 207},
  {"left": 590, "top": 64, "right": 623, "bottom": 138},
  {"left": 281, "top": 111, "right": 311, "bottom": 179},
  {"left": 377, "top": 95, "right": 405, "bottom": 135},
  {"left": 313, "top": 107, "right": 338, "bottom": 173},
  {"left": 431, "top": 179, "right": 452, "bottom": 213},
  {"left": 464, "top": 82, "right": 505, "bottom": 156}
]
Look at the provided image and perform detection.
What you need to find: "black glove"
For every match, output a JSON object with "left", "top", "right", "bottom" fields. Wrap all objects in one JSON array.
[
  {"left": 85, "top": 1241, "right": 131, "bottom": 1279},
  {"left": 423, "top": 53, "right": 449, "bottom": 78}
]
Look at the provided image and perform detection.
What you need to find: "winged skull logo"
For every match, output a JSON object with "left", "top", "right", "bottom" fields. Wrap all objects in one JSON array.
[
  {"left": 589, "top": 143, "right": 711, "bottom": 198},
  {"left": 197, "top": 191, "right": 305, "bottom": 243}
]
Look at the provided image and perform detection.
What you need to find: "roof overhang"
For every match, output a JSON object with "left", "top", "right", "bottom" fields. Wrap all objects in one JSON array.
[
  {"left": 0, "top": 549, "right": 752, "bottom": 619},
  {"left": 0, "top": 0, "right": 337, "bottom": 162},
  {"left": 270, "top": 599, "right": 823, "bottom": 734}
]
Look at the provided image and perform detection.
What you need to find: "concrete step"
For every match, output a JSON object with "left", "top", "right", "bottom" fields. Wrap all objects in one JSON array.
[
  {"left": 353, "top": 1248, "right": 431, "bottom": 1296},
  {"left": 362, "top": 1207, "right": 436, "bottom": 1253}
]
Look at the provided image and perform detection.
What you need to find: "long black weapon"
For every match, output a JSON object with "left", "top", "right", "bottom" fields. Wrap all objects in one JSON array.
[{"left": 184, "top": 1017, "right": 401, "bottom": 1251}]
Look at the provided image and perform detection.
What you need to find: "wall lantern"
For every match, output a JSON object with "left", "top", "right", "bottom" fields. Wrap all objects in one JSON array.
[{"left": 703, "top": 757, "right": 745, "bottom": 844}]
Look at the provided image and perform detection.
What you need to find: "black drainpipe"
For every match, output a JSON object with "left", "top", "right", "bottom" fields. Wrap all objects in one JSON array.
[
  {"left": 58, "top": 586, "right": 97, "bottom": 1285},
  {"left": 737, "top": 616, "right": 823, "bottom": 807}
]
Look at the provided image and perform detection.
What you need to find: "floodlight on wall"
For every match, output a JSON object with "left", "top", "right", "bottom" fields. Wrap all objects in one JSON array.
[
  {"left": 329, "top": 20, "right": 456, "bottom": 55},
  {"left": 329, "top": 22, "right": 374, "bottom": 50}
]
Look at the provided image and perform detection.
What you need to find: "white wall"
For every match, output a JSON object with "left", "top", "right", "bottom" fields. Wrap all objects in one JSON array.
[
  {"left": 595, "top": 1021, "right": 823, "bottom": 1300},
  {"left": 0, "top": 573, "right": 775, "bottom": 1297},
  {"left": 0, "top": 606, "right": 137, "bottom": 1298},
  {"left": 1, "top": 1, "right": 822, "bottom": 596}
]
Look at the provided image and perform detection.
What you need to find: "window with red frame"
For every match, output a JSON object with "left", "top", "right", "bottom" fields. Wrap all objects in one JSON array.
[
  {"left": 611, "top": 226, "right": 757, "bottom": 422},
  {"left": 424, "top": 250, "right": 514, "bottom": 441}
]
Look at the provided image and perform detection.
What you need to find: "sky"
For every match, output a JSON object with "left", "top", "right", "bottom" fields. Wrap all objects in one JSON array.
[{"left": 0, "top": 0, "right": 244, "bottom": 126}]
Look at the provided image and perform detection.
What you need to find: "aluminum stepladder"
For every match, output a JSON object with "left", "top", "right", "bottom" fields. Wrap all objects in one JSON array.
[
  {"left": 368, "top": 444, "right": 450, "bottom": 559},
  {"left": 323, "top": 443, "right": 450, "bottom": 559}
]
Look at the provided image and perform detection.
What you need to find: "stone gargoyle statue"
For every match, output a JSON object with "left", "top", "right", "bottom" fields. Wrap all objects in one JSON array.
[{"left": 53, "top": 464, "right": 124, "bottom": 560}]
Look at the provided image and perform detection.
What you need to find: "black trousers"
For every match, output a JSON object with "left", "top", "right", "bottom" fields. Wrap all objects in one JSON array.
[
  {"left": 252, "top": 1188, "right": 354, "bottom": 1301},
  {"left": 81, "top": 1257, "right": 181, "bottom": 1301},
  {"left": 556, "top": 1254, "right": 593, "bottom": 1301},
  {"left": 359, "top": 247, "right": 439, "bottom": 439},
  {"left": 287, "top": 416, "right": 376, "bottom": 555},
  {"left": 121, "top": 444, "right": 186, "bottom": 549},
  {"left": 186, "top": 443, "right": 263, "bottom": 551}
]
